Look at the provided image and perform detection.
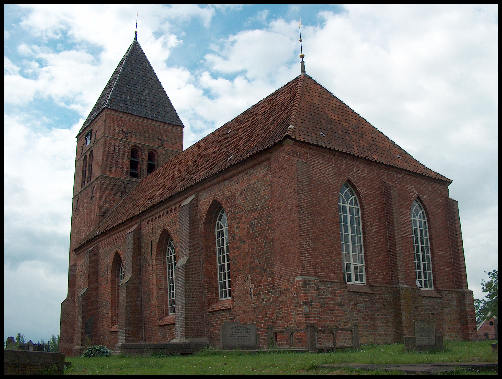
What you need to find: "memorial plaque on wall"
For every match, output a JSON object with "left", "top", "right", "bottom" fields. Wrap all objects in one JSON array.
[
  {"left": 221, "top": 322, "right": 257, "bottom": 349},
  {"left": 415, "top": 321, "right": 435, "bottom": 346}
]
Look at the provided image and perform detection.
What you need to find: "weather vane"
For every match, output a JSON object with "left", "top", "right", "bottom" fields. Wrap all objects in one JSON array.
[
  {"left": 299, "top": 17, "right": 305, "bottom": 74},
  {"left": 135, "top": 11, "right": 138, "bottom": 41}
]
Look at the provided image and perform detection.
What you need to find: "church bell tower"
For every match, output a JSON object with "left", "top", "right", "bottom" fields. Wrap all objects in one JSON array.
[
  {"left": 61, "top": 34, "right": 184, "bottom": 355},
  {"left": 69, "top": 35, "right": 184, "bottom": 253}
]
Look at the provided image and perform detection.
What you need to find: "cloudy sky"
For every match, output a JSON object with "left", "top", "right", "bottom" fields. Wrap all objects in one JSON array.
[{"left": 4, "top": 4, "right": 498, "bottom": 343}]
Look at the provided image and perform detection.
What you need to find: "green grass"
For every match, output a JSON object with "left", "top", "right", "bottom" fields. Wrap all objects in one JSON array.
[{"left": 64, "top": 340, "right": 498, "bottom": 375}]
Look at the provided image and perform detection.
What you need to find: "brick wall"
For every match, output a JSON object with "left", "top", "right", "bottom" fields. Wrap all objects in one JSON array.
[{"left": 61, "top": 136, "right": 476, "bottom": 355}]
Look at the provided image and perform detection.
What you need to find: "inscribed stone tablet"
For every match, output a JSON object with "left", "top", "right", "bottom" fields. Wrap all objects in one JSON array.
[
  {"left": 415, "top": 321, "right": 435, "bottom": 346},
  {"left": 221, "top": 322, "right": 257, "bottom": 349}
]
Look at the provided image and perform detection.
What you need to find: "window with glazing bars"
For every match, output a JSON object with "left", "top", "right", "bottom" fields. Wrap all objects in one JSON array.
[
  {"left": 215, "top": 208, "right": 231, "bottom": 299},
  {"left": 411, "top": 200, "right": 433, "bottom": 289},
  {"left": 119, "top": 261, "right": 125, "bottom": 282},
  {"left": 166, "top": 238, "right": 176, "bottom": 314},
  {"left": 338, "top": 183, "right": 366, "bottom": 284},
  {"left": 112, "top": 258, "right": 124, "bottom": 326}
]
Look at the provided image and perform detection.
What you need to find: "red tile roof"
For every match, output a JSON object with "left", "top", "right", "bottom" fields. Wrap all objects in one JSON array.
[{"left": 79, "top": 74, "right": 450, "bottom": 247}]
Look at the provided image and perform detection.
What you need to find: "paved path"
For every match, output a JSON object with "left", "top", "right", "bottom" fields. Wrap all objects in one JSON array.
[{"left": 318, "top": 362, "right": 497, "bottom": 374}]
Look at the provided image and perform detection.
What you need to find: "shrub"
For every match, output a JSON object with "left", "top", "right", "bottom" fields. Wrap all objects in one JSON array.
[{"left": 82, "top": 345, "right": 111, "bottom": 357}]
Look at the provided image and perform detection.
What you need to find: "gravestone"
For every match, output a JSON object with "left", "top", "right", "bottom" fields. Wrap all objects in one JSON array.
[
  {"left": 415, "top": 321, "right": 435, "bottom": 347},
  {"left": 404, "top": 321, "right": 443, "bottom": 351},
  {"left": 221, "top": 322, "right": 257, "bottom": 349}
]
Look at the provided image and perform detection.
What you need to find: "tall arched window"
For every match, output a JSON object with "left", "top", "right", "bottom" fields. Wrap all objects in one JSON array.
[
  {"left": 166, "top": 238, "right": 176, "bottom": 314},
  {"left": 87, "top": 151, "right": 93, "bottom": 183},
  {"left": 130, "top": 148, "right": 140, "bottom": 178},
  {"left": 338, "top": 183, "right": 366, "bottom": 284},
  {"left": 81, "top": 155, "right": 87, "bottom": 188},
  {"left": 215, "top": 208, "right": 231, "bottom": 299},
  {"left": 147, "top": 151, "right": 157, "bottom": 175},
  {"left": 411, "top": 200, "right": 433, "bottom": 289},
  {"left": 111, "top": 254, "right": 124, "bottom": 326}
]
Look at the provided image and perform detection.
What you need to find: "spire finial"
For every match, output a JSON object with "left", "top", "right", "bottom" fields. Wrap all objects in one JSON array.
[
  {"left": 134, "top": 11, "right": 138, "bottom": 41},
  {"left": 299, "top": 17, "right": 305, "bottom": 74}
]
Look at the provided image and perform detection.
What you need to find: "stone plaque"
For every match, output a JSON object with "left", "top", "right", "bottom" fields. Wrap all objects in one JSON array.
[
  {"left": 415, "top": 321, "right": 435, "bottom": 346},
  {"left": 221, "top": 322, "right": 257, "bottom": 349}
]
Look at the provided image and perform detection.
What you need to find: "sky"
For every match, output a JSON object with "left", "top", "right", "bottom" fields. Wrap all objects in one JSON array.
[{"left": 4, "top": 4, "right": 498, "bottom": 343}]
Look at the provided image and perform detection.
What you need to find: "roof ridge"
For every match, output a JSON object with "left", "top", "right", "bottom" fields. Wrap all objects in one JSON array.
[
  {"left": 287, "top": 74, "right": 306, "bottom": 135},
  {"left": 105, "top": 41, "right": 134, "bottom": 108}
]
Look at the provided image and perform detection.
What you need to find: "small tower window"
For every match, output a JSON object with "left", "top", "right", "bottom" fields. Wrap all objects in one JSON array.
[
  {"left": 81, "top": 155, "right": 87, "bottom": 188},
  {"left": 87, "top": 151, "right": 93, "bottom": 183},
  {"left": 147, "top": 151, "right": 157, "bottom": 175},
  {"left": 85, "top": 130, "right": 92, "bottom": 146},
  {"left": 130, "top": 148, "right": 140, "bottom": 178}
]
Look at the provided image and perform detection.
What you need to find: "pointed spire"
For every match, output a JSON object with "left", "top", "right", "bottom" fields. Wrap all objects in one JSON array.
[
  {"left": 79, "top": 35, "right": 183, "bottom": 134},
  {"left": 299, "top": 18, "right": 305, "bottom": 74}
]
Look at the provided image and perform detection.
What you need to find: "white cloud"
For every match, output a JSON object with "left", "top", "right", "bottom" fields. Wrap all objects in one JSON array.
[
  {"left": 4, "top": 73, "right": 38, "bottom": 104},
  {"left": 4, "top": 114, "right": 78, "bottom": 238},
  {"left": 4, "top": 261, "right": 68, "bottom": 342},
  {"left": 462, "top": 204, "right": 498, "bottom": 299},
  {"left": 17, "top": 43, "right": 33, "bottom": 56},
  {"left": 245, "top": 9, "right": 269, "bottom": 26},
  {"left": 10, "top": 4, "right": 217, "bottom": 117},
  {"left": 163, "top": 4, "right": 215, "bottom": 28},
  {"left": 4, "top": 56, "right": 20, "bottom": 75},
  {"left": 204, "top": 21, "right": 297, "bottom": 81}
]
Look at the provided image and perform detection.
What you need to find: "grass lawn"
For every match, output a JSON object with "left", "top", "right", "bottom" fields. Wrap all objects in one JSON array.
[{"left": 64, "top": 340, "right": 498, "bottom": 375}]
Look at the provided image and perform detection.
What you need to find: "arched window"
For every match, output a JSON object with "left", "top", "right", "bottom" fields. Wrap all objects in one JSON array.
[
  {"left": 166, "top": 238, "right": 176, "bottom": 314},
  {"left": 81, "top": 155, "right": 87, "bottom": 188},
  {"left": 147, "top": 151, "right": 157, "bottom": 175},
  {"left": 411, "top": 200, "right": 433, "bottom": 289},
  {"left": 111, "top": 254, "right": 124, "bottom": 326},
  {"left": 87, "top": 151, "right": 93, "bottom": 183},
  {"left": 130, "top": 148, "right": 140, "bottom": 178},
  {"left": 215, "top": 208, "right": 231, "bottom": 299},
  {"left": 338, "top": 183, "right": 366, "bottom": 284},
  {"left": 119, "top": 261, "right": 125, "bottom": 282}
]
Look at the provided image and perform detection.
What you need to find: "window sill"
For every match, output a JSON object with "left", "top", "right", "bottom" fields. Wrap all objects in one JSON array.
[
  {"left": 208, "top": 299, "right": 232, "bottom": 312},
  {"left": 158, "top": 315, "right": 176, "bottom": 326},
  {"left": 347, "top": 284, "right": 374, "bottom": 293},
  {"left": 110, "top": 325, "right": 119, "bottom": 332}
]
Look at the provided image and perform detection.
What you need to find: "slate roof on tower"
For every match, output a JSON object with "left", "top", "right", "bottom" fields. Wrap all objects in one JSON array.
[
  {"left": 78, "top": 39, "right": 183, "bottom": 135},
  {"left": 79, "top": 73, "right": 451, "bottom": 248}
]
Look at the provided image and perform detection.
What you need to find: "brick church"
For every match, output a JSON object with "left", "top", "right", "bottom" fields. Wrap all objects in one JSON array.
[{"left": 60, "top": 34, "right": 477, "bottom": 356}]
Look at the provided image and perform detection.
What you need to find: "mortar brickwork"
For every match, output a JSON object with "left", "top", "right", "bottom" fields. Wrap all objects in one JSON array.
[{"left": 60, "top": 37, "right": 476, "bottom": 356}]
